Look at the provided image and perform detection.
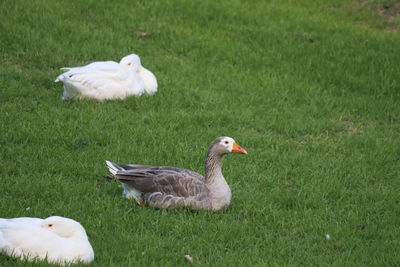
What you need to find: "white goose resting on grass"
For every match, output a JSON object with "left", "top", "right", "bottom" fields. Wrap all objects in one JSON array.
[
  {"left": 0, "top": 216, "right": 94, "bottom": 265},
  {"left": 105, "top": 136, "right": 247, "bottom": 211},
  {"left": 55, "top": 53, "right": 157, "bottom": 101}
]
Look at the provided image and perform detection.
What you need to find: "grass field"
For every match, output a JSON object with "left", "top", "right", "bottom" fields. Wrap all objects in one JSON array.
[{"left": 1, "top": 0, "right": 399, "bottom": 266}]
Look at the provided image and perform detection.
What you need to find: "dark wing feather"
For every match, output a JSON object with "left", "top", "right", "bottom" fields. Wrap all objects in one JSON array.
[
  {"left": 115, "top": 164, "right": 204, "bottom": 180},
  {"left": 112, "top": 163, "right": 206, "bottom": 197}
]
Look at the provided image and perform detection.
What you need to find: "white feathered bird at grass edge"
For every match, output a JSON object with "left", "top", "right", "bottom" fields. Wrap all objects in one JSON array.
[
  {"left": 0, "top": 216, "right": 94, "bottom": 265},
  {"left": 55, "top": 54, "right": 157, "bottom": 101}
]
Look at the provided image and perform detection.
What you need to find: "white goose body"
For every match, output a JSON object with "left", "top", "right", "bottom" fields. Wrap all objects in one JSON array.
[
  {"left": 55, "top": 54, "right": 157, "bottom": 101},
  {"left": 133, "top": 56, "right": 158, "bottom": 95},
  {"left": 0, "top": 216, "right": 94, "bottom": 265},
  {"left": 106, "top": 136, "right": 247, "bottom": 211}
]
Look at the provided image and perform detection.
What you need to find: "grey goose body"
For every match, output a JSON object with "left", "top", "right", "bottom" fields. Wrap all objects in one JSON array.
[{"left": 105, "top": 137, "right": 247, "bottom": 211}]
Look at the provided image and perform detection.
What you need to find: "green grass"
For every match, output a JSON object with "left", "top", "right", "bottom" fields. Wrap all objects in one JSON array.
[{"left": 1, "top": 0, "right": 399, "bottom": 266}]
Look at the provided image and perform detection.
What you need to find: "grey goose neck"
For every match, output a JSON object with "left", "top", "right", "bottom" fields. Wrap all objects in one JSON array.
[{"left": 204, "top": 144, "right": 224, "bottom": 184}]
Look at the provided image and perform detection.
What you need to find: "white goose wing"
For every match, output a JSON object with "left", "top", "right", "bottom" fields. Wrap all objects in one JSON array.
[
  {"left": 0, "top": 217, "right": 43, "bottom": 225},
  {"left": 56, "top": 61, "right": 145, "bottom": 100},
  {"left": 139, "top": 67, "right": 158, "bottom": 95}
]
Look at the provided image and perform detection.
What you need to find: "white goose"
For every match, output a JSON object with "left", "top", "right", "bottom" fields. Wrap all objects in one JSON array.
[
  {"left": 0, "top": 216, "right": 94, "bottom": 265},
  {"left": 105, "top": 137, "right": 247, "bottom": 211},
  {"left": 55, "top": 54, "right": 157, "bottom": 101}
]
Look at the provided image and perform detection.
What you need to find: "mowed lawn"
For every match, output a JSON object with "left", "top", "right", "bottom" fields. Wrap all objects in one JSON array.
[{"left": 1, "top": 0, "right": 399, "bottom": 266}]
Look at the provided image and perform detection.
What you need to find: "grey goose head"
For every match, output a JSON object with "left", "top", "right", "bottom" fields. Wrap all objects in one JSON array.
[{"left": 208, "top": 136, "right": 247, "bottom": 156}]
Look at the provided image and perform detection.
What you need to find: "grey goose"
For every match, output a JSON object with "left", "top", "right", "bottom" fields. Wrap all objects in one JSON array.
[{"left": 105, "top": 136, "right": 247, "bottom": 210}]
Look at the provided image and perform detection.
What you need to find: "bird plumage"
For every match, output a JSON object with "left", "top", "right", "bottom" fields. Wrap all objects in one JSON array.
[
  {"left": 0, "top": 216, "right": 94, "bottom": 265},
  {"left": 105, "top": 137, "right": 247, "bottom": 210},
  {"left": 55, "top": 54, "right": 157, "bottom": 101}
]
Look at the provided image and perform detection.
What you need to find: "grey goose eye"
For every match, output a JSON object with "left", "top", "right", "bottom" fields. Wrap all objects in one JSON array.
[
  {"left": 224, "top": 141, "right": 229, "bottom": 144},
  {"left": 48, "top": 224, "right": 53, "bottom": 227}
]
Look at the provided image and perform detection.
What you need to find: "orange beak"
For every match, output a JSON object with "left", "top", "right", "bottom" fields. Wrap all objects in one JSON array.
[{"left": 232, "top": 142, "right": 248, "bottom": 154}]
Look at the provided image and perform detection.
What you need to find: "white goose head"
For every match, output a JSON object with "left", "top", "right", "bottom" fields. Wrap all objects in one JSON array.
[
  {"left": 120, "top": 53, "right": 158, "bottom": 95},
  {"left": 210, "top": 137, "right": 248, "bottom": 156},
  {"left": 41, "top": 216, "right": 87, "bottom": 238},
  {"left": 119, "top": 54, "right": 142, "bottom": 72}
]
